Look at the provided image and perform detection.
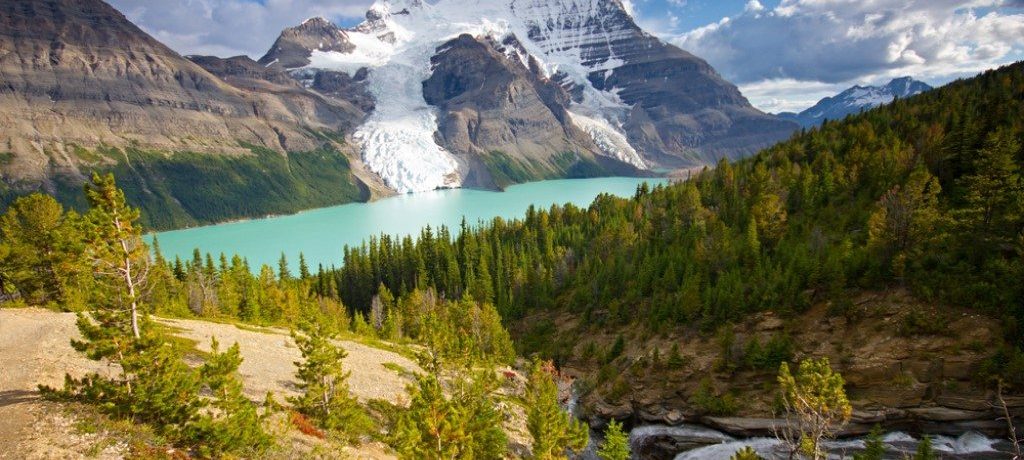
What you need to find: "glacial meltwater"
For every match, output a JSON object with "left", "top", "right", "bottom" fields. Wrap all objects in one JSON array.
[{"left": 150, "top": 177, "right": 668, "bottom": 270}]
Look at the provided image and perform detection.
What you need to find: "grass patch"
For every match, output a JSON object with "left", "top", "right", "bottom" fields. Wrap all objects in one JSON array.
[
  {"left": 381, "top": 362, "right": 413, "bottom": 378},
  {"left": 152, "top": 323, "right": 209, "bottom": 361}
]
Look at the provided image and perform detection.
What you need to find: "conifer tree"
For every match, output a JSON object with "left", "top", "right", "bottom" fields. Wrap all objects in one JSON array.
[
  {"left": 730, "top": 446, "right": 763, "bottom": 460},
  {"left": 957, "top": 130, "right": 1023, "bottom": 246},
  {"left": 289, "top": 320, "right": 370, "bottom": 436},
  {"left": 596, "top": 419, "right": 631, "bottom": 460},
  {"left": 526, "top": 359, "right": 588, "bottom": 459},
  {"left": 0, "top": 193, "right": 85, "bottom": 306},
  {"left": 913, "top": 436, "right": 936, "bottom": 460},
  {"left": 298, "top": 252, "right": 311, "bottom": 279},
  {"left": 392, "top": 370, "right": 506, "bottom": 459},
  {"left": 191, "top": 338, "right": 272, "bottom": 456},
  {"left": 853, "top": 425, "right": 885, "bottom": 460},
  {"left": 81, "top": 173, "right": 149, "bottom": 339},
  {"left": 278, "top": 252, "right": 292, "bottom": 281},
  {"left": 776, "top": 358, "right": 851, "bottom": 460}
]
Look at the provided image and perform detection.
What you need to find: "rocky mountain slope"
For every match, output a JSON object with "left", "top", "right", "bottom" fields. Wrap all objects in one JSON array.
[
  {"left": 0, "top": 0, "right": 363, "bottom": 177},
  {"left": 0, "top": 0, "right": 794, "bottom": 227},
  {"left": 261, "top": 0, "right": 797, "bottom": 192},
  {"left": 0, "top": 0, "right": 382, "bottom": 229},
  {"left": 778, "top": 77, "right": 932, "bottom": 128}
]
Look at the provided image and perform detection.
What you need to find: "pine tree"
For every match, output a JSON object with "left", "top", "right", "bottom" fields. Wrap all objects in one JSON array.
[
  {"left": 526, "top": 359, "right": 588, "bottom": 459},
  {"left": 289, "top": 320, "right": 370, "bottom": 436},
  {"left": 0, "top": 193, "right": 85, "bottom": 307},
  {"left": 853, "top": 424, "right": 885, "bottom": 460},
  {"left": 776, "top": 358, "right": 852, "bottom": 460},
  {"left": 730, "top": 446, "right": 764, "bottom": 460},
  {"left": 81, "top": 173, "right": 149, "bottom": 339},
  {"left": 392, "top": 370, "right": 506, "bottom": 459},
  {"left": 913, "top": 435, "right": 936, "bottom": 460},
  {"left": 596, "top": 420, "right": 631, "bottom": 460},
  {"left": 190, "top": 338, "right": 272, "bottom": 456}
]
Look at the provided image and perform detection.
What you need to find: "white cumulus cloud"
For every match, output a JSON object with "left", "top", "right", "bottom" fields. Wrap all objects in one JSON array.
[{"left": 671, "top": 0, "right": 1024, "bottom": 111}]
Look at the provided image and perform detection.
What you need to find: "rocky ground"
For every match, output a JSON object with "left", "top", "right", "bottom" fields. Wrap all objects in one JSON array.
[
  {"left": 544, "top": 289, "right": 1024, "bottom": 436},
  {"left": 0, "top": 308, "right": 421, "bottom": 459}
]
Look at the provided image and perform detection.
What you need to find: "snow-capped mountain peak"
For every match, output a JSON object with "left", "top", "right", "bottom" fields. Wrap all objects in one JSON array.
[
  {"left": 779, "top": 77, "right": 932, "bottom": 128},
  {"left": 259, "top": 0, "right": 796, "bottom": 193}
]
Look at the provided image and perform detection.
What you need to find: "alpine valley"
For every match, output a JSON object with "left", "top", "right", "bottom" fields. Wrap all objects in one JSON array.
[
  {"left": 1, "top": 1, "right": 1023, "bottom": 459},
  {"left": 0, "top": 0, "right": 796, "bottom": 229}
]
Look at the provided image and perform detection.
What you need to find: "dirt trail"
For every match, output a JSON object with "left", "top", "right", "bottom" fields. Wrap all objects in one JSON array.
[{"left": 0, "top": 308, "right": 419, "bottom": 459}]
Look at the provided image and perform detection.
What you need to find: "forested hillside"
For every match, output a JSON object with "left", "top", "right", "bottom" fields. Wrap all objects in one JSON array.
[{"left": 331, "top": 61, "right": 1024, "bottom": 389}]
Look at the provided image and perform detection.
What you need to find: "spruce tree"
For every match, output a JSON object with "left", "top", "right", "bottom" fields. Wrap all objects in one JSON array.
[
  {"left": 298, "top": 252, "right": 311, "bottom": 279},
  {"left": 392, "top": 370, "right": 506, "bottom": 459},
  {"left": 596, "top": 419, "right": 631, "bottom": 460},
  {"left": 191, "top": 338, "right": 272, "bottom": 456},
  {"left": 913, "top": 436, "right": 936, "bottom": 460},
  {"left": 525, "top": 359, "right": 588, "bottom": 459},
  {"left": 289, "top": 320, "right": 370, "bottom": 436},
  {"left": 853, "top": 424, "right": 885, "bottom": 460},
  {"left": 278, "top": 252, "right": 292, "bottom": 281}
]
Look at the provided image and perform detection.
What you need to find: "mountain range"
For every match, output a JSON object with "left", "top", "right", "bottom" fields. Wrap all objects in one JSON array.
[
  {"left": 0, "top": 0, "right": 797, "bottom": 227},
  {"left": 778, "top": 77, "right": 932, "bottom": 128}
]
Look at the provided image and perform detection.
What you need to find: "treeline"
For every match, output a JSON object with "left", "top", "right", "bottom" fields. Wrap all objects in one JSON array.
[{"left": 328, "top": 61, "right": 1024, "bottom": 384}]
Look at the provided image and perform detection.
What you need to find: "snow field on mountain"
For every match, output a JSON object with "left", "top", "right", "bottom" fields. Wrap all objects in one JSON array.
[{"left": 306, "top": 0, "right": 650, "bottom": 192}]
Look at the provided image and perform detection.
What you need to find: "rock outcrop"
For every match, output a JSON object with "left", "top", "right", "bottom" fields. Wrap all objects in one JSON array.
[
  {"left": 423, "top": 34, "right": 641, "bottom": 188},
  {"left": 551, "top": 290, "right": 1023, "bottom": 438}
]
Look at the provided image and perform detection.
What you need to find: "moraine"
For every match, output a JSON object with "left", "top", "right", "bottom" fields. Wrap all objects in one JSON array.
[{"left": 150, "top": 177, "right": 667, "bottom": 270}]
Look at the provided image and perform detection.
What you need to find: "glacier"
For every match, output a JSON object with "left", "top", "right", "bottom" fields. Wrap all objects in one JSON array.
[{"left": 300, "top": 0, "right": 650, "bottom": 193}]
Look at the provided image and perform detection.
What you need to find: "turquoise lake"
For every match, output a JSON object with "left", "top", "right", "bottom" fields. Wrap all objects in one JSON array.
[{"left": 151, "top": 177, "right": 668, "bottom": 270}]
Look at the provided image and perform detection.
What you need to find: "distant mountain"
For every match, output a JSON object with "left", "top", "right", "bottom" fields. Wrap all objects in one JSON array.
[
  {"left": 778, "top": 77, "right": 932, "bottom": 128},
  {"left": 258, "top": 0, "right": 798, "bottom": 192}
]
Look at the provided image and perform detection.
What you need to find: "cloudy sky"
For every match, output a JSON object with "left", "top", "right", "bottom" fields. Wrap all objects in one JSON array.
[{"left": 109, "top": 0, "right": 1024, "bottom": 113}]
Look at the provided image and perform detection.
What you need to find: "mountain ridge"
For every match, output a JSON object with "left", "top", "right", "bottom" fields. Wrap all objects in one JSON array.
[
  {"left": 778, "top": 76, "right": 932, "bottom": 128},
  {"left": 259, "top": 0, "right": 797, "bottom": 192}
]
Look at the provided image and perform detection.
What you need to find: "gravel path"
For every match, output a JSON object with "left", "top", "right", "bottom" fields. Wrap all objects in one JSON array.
[{"left": 0, "top": 308, "right": 419, "bottom": 459}]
